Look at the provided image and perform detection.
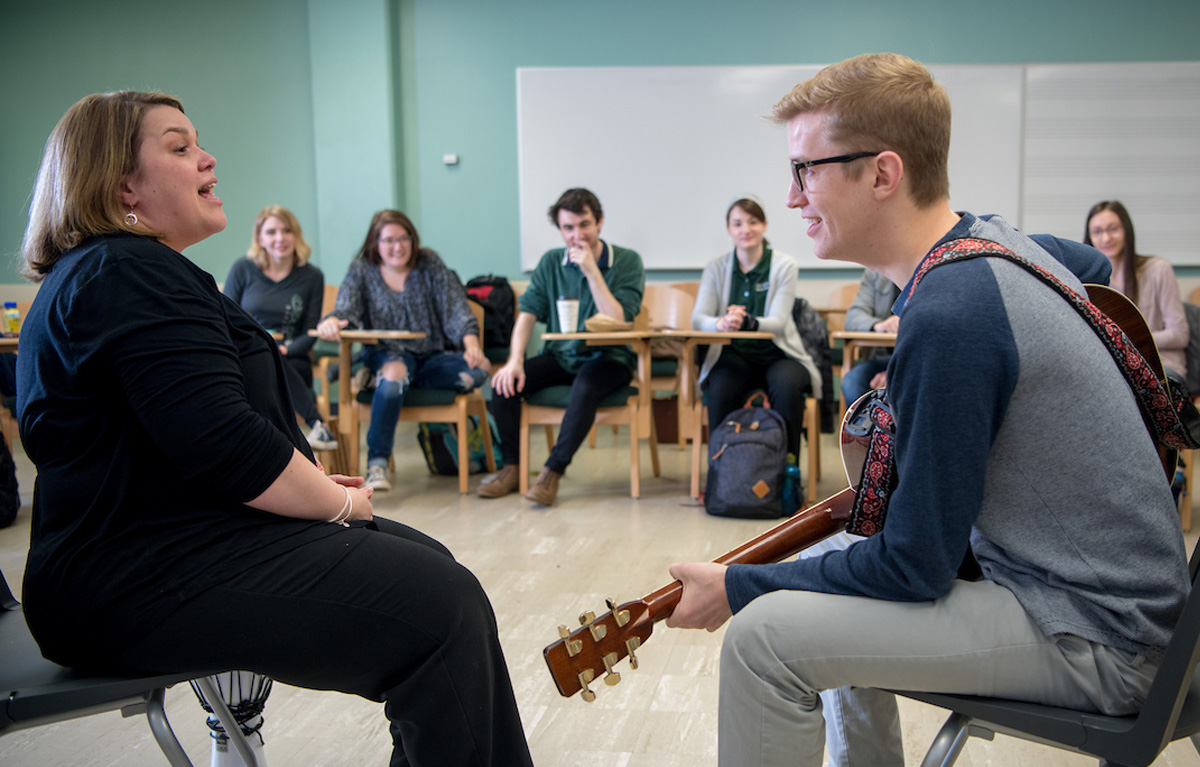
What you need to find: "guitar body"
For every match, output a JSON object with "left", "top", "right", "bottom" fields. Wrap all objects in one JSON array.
[{"left": 544, "top": 282, "right": 1177, "bottom": 701}]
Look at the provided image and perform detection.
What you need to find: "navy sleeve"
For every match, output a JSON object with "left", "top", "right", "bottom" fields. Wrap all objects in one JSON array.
[
  {"left": 1030, "top": 235, "right": 1111, "bottom": 286},
  {"left": 725, "top": 260, "right": 1021, "bottom": 610}
]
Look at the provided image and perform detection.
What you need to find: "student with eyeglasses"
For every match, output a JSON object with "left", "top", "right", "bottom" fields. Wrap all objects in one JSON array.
[
  {"left": 666, "top": 54, "right": 1188, "bottom": 767},
  {"left": 1085, "top": 200, "right": 1188, "bottom": 379},
  {"left": 316, "top": 209, "right": 489, "bottom": 491}
]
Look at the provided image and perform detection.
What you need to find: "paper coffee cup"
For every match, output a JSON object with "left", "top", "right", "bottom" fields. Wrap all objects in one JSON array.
[{"left": 556, "top": 298, "right": 580, "bottom": 331}]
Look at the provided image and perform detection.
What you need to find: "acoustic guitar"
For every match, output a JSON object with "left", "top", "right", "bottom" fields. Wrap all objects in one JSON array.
[{"left": 542, "top": 283, "right": 1175, "bottom": 701}]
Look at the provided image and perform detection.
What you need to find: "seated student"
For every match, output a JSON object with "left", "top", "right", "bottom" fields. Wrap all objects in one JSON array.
[
  {"left": 479, "top": 188, "right": 645, "bottom": 506},
  {"left": 693, "top": 196, "right": 819, "bottom": 482},
  {"left": 224, "top": 205, "right": 337, "bottom": 452},
  {"left": 17, "top": 90, "right": 533, "bottom": 766},
  {"left": 666, "top": 54, "right": 1188, "bottom": 767},
  {"left": 839, "top": 268, "right": 898, "bottom": 408},
  {"left": 316, "top": 209, "right": 489, "bottom": 492},
  {"left": 1085, "top": 200, "right": 1188, "bottom": 380}
]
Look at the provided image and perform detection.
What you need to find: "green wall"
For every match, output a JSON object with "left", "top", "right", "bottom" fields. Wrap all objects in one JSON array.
[
  {"left": 2, "top": 0, "right": 1198, "bottom": 292},
  {"left": 0, "top": 0, "right": 325, "bottom": 287}
]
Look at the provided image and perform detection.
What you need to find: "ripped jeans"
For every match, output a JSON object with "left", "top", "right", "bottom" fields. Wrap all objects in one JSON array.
[{"left": 362, "top": 348, "right": 488, "bottom": 467}]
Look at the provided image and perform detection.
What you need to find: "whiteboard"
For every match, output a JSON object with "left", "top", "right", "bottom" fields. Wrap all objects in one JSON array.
[
  {"left": 1020, "top": 62, "right": 1200, "bottom": 265},
  {"left": 516, "top": 64, "right": 1023, "bottom": 270}
]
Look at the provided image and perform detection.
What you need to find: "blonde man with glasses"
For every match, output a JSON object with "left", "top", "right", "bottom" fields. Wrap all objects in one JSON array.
[{"left": 666, "top": 53, "right": 1187, "bottom": 767}]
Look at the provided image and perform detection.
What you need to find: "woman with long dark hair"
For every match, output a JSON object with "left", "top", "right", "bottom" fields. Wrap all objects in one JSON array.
[{"left": 1084, "top": 200, "right": 1187, "bottom": 377}]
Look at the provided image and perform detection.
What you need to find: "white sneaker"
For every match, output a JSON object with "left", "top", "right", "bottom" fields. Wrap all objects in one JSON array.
[
  {"left": 365, "top": 464, "right": 391, "bottom": 492},
  {"left": 306, "top": 420, "right": 338, "bottom": 451}
]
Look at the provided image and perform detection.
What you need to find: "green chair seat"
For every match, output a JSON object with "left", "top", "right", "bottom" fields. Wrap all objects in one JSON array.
[
  {"left": 355, "top": 387, "right": 463, "bottom": 407},
  {"left": 525, "top": 385, "right": 637, "bottom": 409},
  {"left": 650, "top": 358, "right": 678, "bottom": 378}
]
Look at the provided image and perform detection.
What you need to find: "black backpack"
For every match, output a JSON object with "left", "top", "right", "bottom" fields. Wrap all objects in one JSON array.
[
  {"left": 705, "top": 393, "right": 793, "bottom": 519},
  {"left": 792, "top": 297, "right": 836, "bottom": 433},
  {"left": 465, "top": 275, "right": 516, "bottom": 351}
]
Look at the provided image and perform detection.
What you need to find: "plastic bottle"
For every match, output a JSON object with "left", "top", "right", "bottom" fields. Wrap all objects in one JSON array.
[
  {"left": 2, "top": 303, "right": 18, "bottom": 336},
  {"left": 782, "top": 464, "right": 803, "bottom": 515}
]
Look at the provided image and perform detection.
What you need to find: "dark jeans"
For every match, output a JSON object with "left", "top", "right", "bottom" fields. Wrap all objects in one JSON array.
[
  {"left": 840, "top": 355, "right": 891, "bottom": 410},
  {"left": 109, "top": 518, "right": 533, "bottom": 767},
  {"left": 489, "top": 353, "right": 633, "bottom": 473},
  {"left": 704, "top": 349, "right": 812, "bottom": 457}
]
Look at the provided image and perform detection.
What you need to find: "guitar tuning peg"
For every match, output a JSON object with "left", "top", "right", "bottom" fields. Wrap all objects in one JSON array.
[
  {"left": 625, "top": 637, "right": 641, "bottom": 670},
  {"left": 602, "top": 652, "right": 622, "bottom": 686},
  {"left": 579, "top": 609, "right": 606, "bottom": 641},
  {"left": 577, "top": 669, "right": 596, "bottom": 702},
  {"left": 557, "top": 625, "right": 582, "bottom": 657},
  {"left": 605, "top": 597, "right": 631, "bottom": 627}
]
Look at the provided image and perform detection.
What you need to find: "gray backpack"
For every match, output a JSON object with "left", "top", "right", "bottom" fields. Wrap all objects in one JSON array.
[{"left": 705, "top": 393, "right": 790, "bottom": 519}]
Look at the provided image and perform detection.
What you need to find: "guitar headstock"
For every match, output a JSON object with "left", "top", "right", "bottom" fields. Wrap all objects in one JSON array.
[{"left": 543, "top": 597, "right": 654, "bottom": 700}]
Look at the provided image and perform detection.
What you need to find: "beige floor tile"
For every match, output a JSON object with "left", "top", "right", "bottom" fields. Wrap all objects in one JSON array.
[{"left": 1, "top": 424, "right": 1197, "bottom": 766}]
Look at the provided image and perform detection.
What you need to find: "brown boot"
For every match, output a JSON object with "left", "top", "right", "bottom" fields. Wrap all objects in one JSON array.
[
  {"left": 476, "top": 464, "right": 520, "bottom": 498},
  {"left": 524, "top": 466, "right": 563, "bottom": 506}
]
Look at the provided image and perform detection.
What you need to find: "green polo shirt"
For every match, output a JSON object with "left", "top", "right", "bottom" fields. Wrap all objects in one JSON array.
[
  {"left": 518, "top": 242, "right": 645, "bottom": 373},
  {"left": 729, "top": 249, "right": 785, "bottom": 363}
]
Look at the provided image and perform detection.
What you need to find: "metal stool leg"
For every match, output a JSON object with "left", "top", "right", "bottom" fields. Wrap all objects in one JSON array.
[{"left": 195, "top": 676, "right": 260, "bottom": 767}]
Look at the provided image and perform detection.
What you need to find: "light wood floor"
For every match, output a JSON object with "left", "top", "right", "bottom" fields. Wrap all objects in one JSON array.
[{"left": 1, "top": 423, "right": 1199, "bottom": 766}]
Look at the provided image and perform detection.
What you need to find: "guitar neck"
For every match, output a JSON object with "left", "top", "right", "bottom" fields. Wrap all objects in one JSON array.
[{"left": 640, "top": 487, "right": 858, "bottom": 623}]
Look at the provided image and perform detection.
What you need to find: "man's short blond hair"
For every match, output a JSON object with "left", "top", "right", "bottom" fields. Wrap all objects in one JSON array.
[{"left": 772, "top": 53, "right": 951, "bottom": 208}]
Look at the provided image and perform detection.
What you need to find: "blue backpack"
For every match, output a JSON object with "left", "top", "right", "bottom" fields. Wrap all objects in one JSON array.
[{"left": 705, "top": 393, "right": 795, "bottom": 519}]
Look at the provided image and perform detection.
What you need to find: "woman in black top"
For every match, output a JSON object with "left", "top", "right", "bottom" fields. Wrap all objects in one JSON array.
[
  {"left": 225, "top": 205, "right": 337, "bottom": 451},
  {"left": 17, "top": 90, "right": 533, "bottom": 767}
]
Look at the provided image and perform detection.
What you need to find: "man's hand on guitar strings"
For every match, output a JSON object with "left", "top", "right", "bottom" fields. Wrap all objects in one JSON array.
[{"left": 666, "top": 562, "right": 732, "bottom": 631}]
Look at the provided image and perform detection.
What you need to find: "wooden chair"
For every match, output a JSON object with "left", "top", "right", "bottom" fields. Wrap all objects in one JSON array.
[
  {"left": 327, "top": 300, "right": 496, "bottom": 493},
  {"left": 1176, "top": 286, "right": 1200, "bottom": 531},
  {"left": 309, "top": 286, "right": 348, "bottom": 474},
  {"left": 642, "top": 284, "right": 697, "bottom": 449},
  {"left": 822, "top": 282, "right": 860, "bottom": 336},
  {"left": 670, "top": 281, "right": 700, "bottom": 301},
  {"left": 520, "top": 328, "right": 659, "bottom": 499}
]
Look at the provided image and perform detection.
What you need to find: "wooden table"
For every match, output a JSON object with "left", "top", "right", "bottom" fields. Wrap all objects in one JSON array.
[
  {"left": 830, "top": 330, "right": 896, "bottom": 418},
  {"left": 542, "top": 327, "right": 776, "bottom": 439},
  {"left": 658, "top": 329, "right": 773, "bottom": 432},
  {"left": 0, "top": 337, "right": 17, "bottom": 353}
]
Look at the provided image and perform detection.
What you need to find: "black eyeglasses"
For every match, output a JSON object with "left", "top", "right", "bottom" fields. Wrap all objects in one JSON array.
[{"left": 791, "top": 151, "right": 882, "bottom": 192}]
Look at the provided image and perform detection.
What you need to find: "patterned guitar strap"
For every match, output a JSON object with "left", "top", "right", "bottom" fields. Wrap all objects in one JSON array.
[{"left": 846, "top": 237, "right": 1200, "bottom": 537}]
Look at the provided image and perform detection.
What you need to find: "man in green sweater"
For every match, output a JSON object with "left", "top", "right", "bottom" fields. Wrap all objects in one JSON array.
[{"left": 479, "top": 188, "right": 645, "bottom": 505}]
